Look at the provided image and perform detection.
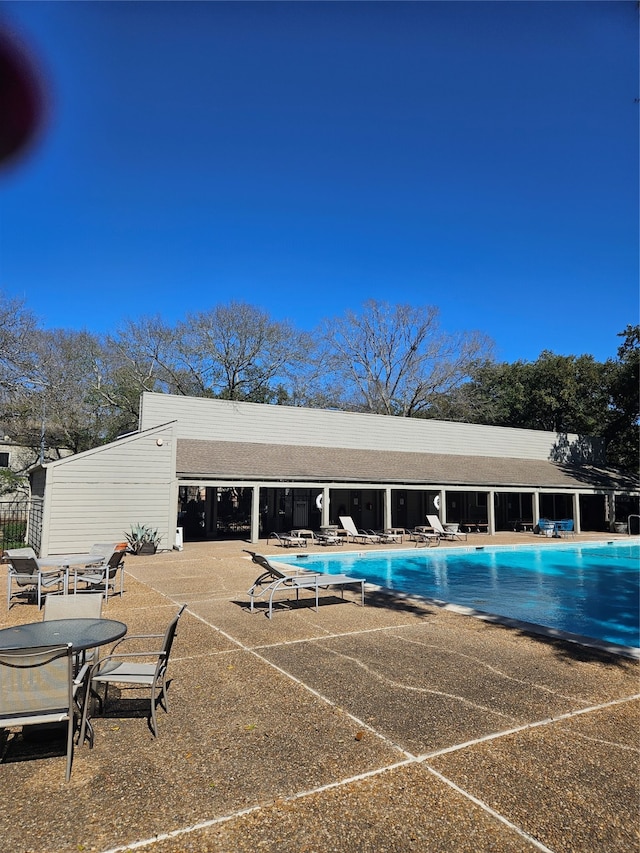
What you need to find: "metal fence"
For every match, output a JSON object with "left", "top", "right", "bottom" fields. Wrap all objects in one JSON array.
[{"left": 0, "top": 499, "right": 31, "bottom": 553}]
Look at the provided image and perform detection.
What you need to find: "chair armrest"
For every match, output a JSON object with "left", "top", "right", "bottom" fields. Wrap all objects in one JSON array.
[
  {"left": 38, "top": 567, "right": 65, "bottom": 578},
  {"left": 91, "top": 650, "right": 167, "bottom": 672},
  {"left": 109, "top": 632, "right": 164, "bottom": 653}
]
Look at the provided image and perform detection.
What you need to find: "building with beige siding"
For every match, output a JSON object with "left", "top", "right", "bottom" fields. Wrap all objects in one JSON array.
[{"left": 29, "top": 392, "right": 639, "bottom": 555}]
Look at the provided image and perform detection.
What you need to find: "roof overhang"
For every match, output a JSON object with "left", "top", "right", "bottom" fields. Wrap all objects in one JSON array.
[{"left": 176, "top": 439, "right": 639, "bottom": 492}]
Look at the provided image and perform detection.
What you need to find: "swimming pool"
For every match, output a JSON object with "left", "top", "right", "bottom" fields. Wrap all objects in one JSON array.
[{"left": 276, "top": 541, "right": 640, "bottom": 654}]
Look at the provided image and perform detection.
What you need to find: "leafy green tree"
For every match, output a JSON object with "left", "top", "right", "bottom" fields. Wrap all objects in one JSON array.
[
  {"left": 603, "top": 325, "right": 639, "bottom": 472},
  {"left": 442, "top": 352, "right": 610, "bottom": 434}
]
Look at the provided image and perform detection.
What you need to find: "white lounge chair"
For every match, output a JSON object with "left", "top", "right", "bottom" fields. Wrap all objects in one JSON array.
[
  {"left": 408, "top": 528, "right": 440, "bottom": 547},
  {"left": 245, "top": 551, "right": 365, "bottom": 619},
  {"left": 338, "top": 517, "right": 381, "bottom": 544},
  {"left": 267, "top": 531, "right": 308, "bottom": 548},
  {"left": 426, "top": 515, "right": 468, "bottom": 541},
  {"left": 365, "top": 529, "right": 402, "bottom": 544},
  {"left": 291, "top": 529, "right": 345, "bottom": 546}
]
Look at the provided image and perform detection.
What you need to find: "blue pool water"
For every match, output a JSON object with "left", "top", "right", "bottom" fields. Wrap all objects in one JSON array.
[{"left": 277, "top": 541, "right": 640, "bottom": 651}]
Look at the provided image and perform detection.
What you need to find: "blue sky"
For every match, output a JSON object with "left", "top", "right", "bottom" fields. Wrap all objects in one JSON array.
[{"left": 1, "top": 1, "right": 637, "bottom": 363}]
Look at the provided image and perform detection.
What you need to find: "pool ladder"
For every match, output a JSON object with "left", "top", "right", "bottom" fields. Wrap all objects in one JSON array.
[{"left": 628, "top": 515, "right": 640, "bottom": 535}]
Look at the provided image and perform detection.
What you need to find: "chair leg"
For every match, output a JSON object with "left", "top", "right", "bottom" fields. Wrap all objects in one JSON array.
[
  {"left": 150, "top": 688, "right": 158, "bottom": 736},
  {"left": 160, "top": 674, "right": 169, "bottom": 712},
  {"left": 65, "top": 714, "right": 75, "bottom": 781}
]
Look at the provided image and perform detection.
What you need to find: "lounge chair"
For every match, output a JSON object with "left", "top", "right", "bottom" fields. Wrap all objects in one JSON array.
[
  {"left": 292, "top": 529, "right": 345, "bottom": 547},
  {"left": 426, "top": 515, "right": 468, "bottom": 541},
  {"left": 267, "top": 531, "right": 308, "bottom": 548},
  {"left": 314, "top": 530, "right": 345, "bottom": 546},
  {"left": 338, "top": 516, "right": 381, "bottom": 544},
  {"left": 365, "top": 529, "right": 402, "bottom": 544},
  {"left": 407, "top": 528, "right": 440, "bottom": 547},
  {"left": 245, "top": 551, "right": 365, "bottom": 619}
]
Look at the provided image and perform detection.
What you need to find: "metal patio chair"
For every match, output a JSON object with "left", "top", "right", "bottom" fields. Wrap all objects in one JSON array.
[
  {"left": 0, "top": 643, "right": 84, "bottom": 781},
  {"left": 79, "top": 604, "right": 187, "bottom": 742},
  {"left": 73, "top": 544, "right": 126, "bottom": 599},
  {"left": 5, "top": 548, "right": 66, "bottom": 609}
]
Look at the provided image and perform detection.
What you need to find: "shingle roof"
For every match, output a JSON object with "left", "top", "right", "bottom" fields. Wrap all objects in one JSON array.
[{"left": 176, "top": 439, "right": 638, "bottom": 491}]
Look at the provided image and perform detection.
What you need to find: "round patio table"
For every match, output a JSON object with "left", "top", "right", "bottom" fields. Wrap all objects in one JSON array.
[{"left": 0, "top": 618, "right": 127, "bottom": 652}]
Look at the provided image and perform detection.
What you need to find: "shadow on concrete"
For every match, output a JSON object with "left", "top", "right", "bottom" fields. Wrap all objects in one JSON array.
[
  {"left": 481, "top": 618, "right": 638, "bottom": 669},
  {"left": 233, "top": 595, "right": 363, "bottom": 616},
  {"left": 232, "top": 589, "right": 435, "bottom": 619},
  {"left": 357, "top": 588, "right": 435, "bottom": 618}
]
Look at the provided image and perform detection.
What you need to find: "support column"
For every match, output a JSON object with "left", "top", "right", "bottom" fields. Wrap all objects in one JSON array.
[
  {"left": 322, "top": 486, "right": 330, "bottom": 527},
  {"left": 438, "top": 489, "right": 447, "bottom": 523},
  {"left": 572, "top": 492, "right": 581, "bottom": 533},
  {"left": 607, "top": 491, "right": 616, "bottom": 532},
  {"left": 250, "top": 485, "right": 260, "bottom": 544},
  {"left": 384, "top": 487, "right": 392, "bottom": 529},
  {"left": 487, "top": 490, "right": 496, "bottom": 535},
  {"left": 533, "top": 491, "right": 540, "bottom": 525}
]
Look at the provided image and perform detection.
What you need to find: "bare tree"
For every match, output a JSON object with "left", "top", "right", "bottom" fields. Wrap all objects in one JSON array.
[
  {"left": 177, "top": 302, "right": 314, "bottom": 402},
  {"left": 318, "top": 300, "right": 494, "bottom": 416},
  {"left": 0, "top": 291, "right": 38, "bottom": 394}
]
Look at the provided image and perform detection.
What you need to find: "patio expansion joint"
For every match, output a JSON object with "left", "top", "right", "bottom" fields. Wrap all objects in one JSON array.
[
  {"left": 184, "top": 608, "right": 415, "bottom": 758},
  {"left": 98, "top": 604, "right": 638, "bottom": 853},
  {"left": 251, "top": 621, "right": 418, "bottom": 651},
  {"left": 417, "top": 692, "right": 640, "bottom": 763}
]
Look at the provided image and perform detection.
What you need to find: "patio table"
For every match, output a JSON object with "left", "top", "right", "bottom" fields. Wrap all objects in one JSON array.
[
  {"left": 0, "top": 618, "right": 127, "bottom": 653},
  {"left": 0, "top": 618, "right": 127, "bottom": 746},
  {"left": 37, "top": 554, "right": 106, "bottom": 594}
]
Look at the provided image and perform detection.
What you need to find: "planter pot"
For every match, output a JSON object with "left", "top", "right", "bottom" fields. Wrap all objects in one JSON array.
[
  {"left": 613, "top": 522, "right": 628, "bottom": 535},
  {"left": 135, "top": 543, "right": 157, "bottom": 555}
]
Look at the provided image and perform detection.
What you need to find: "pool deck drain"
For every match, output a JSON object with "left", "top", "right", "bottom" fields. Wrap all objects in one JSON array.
[{"left": 0, "top": 532, "right": 638, "bottom": 853}]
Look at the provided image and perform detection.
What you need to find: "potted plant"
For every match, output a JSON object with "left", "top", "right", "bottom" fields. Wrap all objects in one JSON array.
[{"left": 125, "top": 523, "right": 162, "bottom": 555}]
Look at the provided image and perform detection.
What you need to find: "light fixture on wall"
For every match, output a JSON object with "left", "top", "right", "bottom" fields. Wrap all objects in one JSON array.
[{"left": 156, "top": 438, "right": 164, "bottom": 446}]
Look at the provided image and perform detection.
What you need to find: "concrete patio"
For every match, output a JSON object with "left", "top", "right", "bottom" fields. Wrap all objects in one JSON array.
[{"left": 0, "top": 534, "right": 638, "bottom": 853}]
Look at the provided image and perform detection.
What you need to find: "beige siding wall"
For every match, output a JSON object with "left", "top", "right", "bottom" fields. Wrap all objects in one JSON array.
[
  {"left": 140, "top": 392, "right": 600, "bottom": 462},
  {"left": 40, "top": 424, "right": 176, "bottom": 556}
]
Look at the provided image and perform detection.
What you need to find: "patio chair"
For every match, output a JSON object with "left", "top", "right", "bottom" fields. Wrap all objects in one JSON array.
[
  {"left": 537, "top": 519, "right": 556, "bottom": 536},
  {"left": 245, "top": 551, "right": 365, "bottom": 619},
  {"left": 79, "top": 604, "right": 187, "bottom": 742},
  {"left": 426, "top": 515, "right": 468, "bottom": 541},
  {"left": 0, "top": 643, "right": 83, "bottom": 781},
  {"left": 73, "top": 544, "right": 126, "bottom": 599},
  {"left": 267, "top": 531, "right": 308, "bottom": 548},
  {"left": 43, "top": 593, "right": 104, "bottom": 668},
  {"left": 43, "top": 592, "right": 103, "bottom": 620},
  {"left": 556, "top": 519, "right": 576, "bottom": 538},
  {"left": 5, "top": 548, "right": 66, "bottom": 609},
  {"left": 338, "top": 517, "right": 381, "bottom": 544}
]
